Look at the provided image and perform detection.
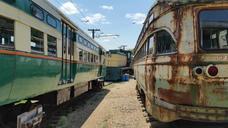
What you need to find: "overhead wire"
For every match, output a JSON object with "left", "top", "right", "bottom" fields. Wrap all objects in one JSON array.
[{"left": 52, "top": 0, "right": 123, "bottom": 48}]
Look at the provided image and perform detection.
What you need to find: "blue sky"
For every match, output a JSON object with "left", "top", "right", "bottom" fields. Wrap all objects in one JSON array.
[{"left": 48, "top": 0, "right": 155, "bottom": 50}]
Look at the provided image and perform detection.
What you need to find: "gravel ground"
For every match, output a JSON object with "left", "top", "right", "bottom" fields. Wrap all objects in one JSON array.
[
  {"left": 53, "top": 79, "right": 150, "bottom": 128},
  {"left": 81, "top": 80, "right": 150, "bottom": 128},
  {"left": 50, "top": 80, "right": 228, "bottom": 128}
]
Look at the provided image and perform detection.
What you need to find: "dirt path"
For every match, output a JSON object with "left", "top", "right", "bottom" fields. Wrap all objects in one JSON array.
[
  {"left": 81, "top": 80, "right": 150, "bottom": 128},
  {"left": 53, "top": 79, "right": 150, "bottom": 128},
  {"left": 46, "top": 80, "right": 228, "bottom": 128}
]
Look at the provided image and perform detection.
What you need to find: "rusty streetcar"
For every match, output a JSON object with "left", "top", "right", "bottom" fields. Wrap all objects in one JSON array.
[{"left": 133, "top": 0, "right": 228, "bottom": 122}]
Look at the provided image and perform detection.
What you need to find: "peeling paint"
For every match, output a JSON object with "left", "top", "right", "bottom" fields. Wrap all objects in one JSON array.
[{"left": 134, "top": 1, "right": 228, "bottom": 122}]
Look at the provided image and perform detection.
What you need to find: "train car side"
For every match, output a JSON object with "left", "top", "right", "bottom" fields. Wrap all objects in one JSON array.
[
  {"left": 0, "top": 0, "right": 106, "bottom": 107},
  {"left": 134, "top": 1, "right": 228, "bottom": 122}
]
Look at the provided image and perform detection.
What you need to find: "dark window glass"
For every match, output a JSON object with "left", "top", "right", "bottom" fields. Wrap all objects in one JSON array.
[
  {"left": 79, "top": 49, "right": 83, "bottom": 61},
  {"left": 31, "top": 4, "right": 44, "bottom": 20},
  {"left": 48, "top": 35, "right": 57, "bottom": 56},
  {"left": 79, "top": 36, "right": 83, "bottom": 44},
  {"left": 83, "top": 40, "right": 87, "bottom": 46},
  {"left": 68, "top": 29, "right": 73, "bottom": 55},
  {"left": 96, "top": 55, "right": 98, "bottom": 63},
  {"left": 47, "top": 15, "right": 57, "bottom": 28},
  {"left": 0, "top": 16, "right": 14, "bottom": 50},
  {"left": 84, "top": 51, "right": 88, "bottom": 62},
  {"left": 88, "top": 53, "right": 91, "bottom": 62},
  {"left": 200, "top": 10, "right": 228, "bottom": 50},
  {"left": 156, "top": 30, "right": 176, "bottom": 54},
  {"left": 31, "top": 28, "right": 44, "bottom": 54},
  {"left": 3, "top": 0, "right": 15, "bottom": 4}
]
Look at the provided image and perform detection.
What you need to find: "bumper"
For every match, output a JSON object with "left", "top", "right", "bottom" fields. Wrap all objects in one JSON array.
[{"left": 155, "top": 98, "right": 228, "bottom": 122}]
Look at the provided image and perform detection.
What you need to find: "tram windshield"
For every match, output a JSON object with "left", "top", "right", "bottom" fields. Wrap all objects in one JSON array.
[{"left": 200, "top": 10, "right": 228, "bottom": 50}]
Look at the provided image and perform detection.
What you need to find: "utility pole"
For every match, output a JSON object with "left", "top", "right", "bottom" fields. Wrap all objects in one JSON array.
[{"left": 88, "top": 29, "right": 100, "bottom": 39}]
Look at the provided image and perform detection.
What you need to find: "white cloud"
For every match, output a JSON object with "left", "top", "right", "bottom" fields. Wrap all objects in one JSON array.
[
  {"left": 101, "top": 38, "right": 112, "bottom": 42},
  {"left": 102, "top": 21, "right": 111, "bottom": 24},
  {"left": 101, "top": 5, "right": 114, "bottom": 10},
  {"left": 60, "top": 2, "right": 79, "bottom": 15},
  {"left": 82, "top": 13, "right": 109, "bottom": 24},
  {"left": 125, "top": 13, "right": 146, "bottom": 25}
]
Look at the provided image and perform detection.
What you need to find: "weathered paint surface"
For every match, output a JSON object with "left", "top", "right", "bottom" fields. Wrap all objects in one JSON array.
[
  {"left": 134, "top": 1, "right": 228, "bottom": 122},
  {"left": 106, "top": 54, "right": 127, "bottom": 67}
]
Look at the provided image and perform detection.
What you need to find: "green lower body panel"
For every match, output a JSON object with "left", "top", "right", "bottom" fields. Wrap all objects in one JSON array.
[
  {"left": 0, "top": 54, "right": 15, "bottom": 105},
  {"left": 8, "top": 55, "right": 62, "bottom": 105},
  {"left": 0, "top": 54, "right": 101, "bottom": 106}
]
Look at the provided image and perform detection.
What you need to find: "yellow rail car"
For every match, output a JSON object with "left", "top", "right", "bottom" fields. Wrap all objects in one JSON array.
[{"left": 133, "top": 0, "right": 228, "bottom": 122}]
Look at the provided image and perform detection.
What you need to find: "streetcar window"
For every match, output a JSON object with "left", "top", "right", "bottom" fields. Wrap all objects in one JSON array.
[
  {"left": 31, "top": 28, "right": 44, "bottom": 54},
  {"left": 68, "top": 29, "right": 73, "bottom": 55},
  {"left": 95, "top": 55, "right": 98, "bottom": 63},
  {"left": 84, "top": 51, "right": 88, "bottom": 62},
  {"left": 47, "top": 35, "right": 57, "bottom": 56},
  {"left": 91, "top": 54, "right": 94, "bottom": 63},
  {"left": 149, "top": 13, "right": 154, "bottom": 23},
  {"left": 88, "top": 53, "right": 91, "bottom": 62},
  {"left": 31, "top": 4, "right": 44, "bottom": 21},
  {"left": 200, "top": 10, "right": 228, "bottom": 50},
  {"left": 92, "top": 55, "right": 95, "bottom": 63},
  {"left": 78, "top": 36, "right": 83, "bottom": 44},
  {"left": 3, "top": 0, "right": 15, "bottom": 4},
  {"left": 0, "top": 16, "right": 14, "bottom": 50},
  {"left": 79, "top": 49, "right": 83, "bottom": 61},
  {"left": 144, "top": 43, "right": 147, "bottom": 56},
  {"left": 148, "top": 35, "right": 155, "bottom": 55},
  {"left": 47, "top": 15, "right": 57, "bottom": 28},
  {"left": 156, "top": 30, "right": 176, "bottom": 54},
  {"left": 83, "top": 40, "right": 87, "bottom": 46}
]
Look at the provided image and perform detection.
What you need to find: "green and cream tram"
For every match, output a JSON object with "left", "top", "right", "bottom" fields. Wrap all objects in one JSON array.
[{"left": 0, "top": 0, "right": 106, "bottom": 125}]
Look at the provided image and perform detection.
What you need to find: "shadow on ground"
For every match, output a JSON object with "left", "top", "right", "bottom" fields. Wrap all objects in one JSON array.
[{"left": 43, "top": 89, "right": 110, "bottom": 128}]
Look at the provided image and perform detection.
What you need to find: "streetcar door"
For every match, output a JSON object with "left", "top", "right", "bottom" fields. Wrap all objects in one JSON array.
[
  {"left": 98, "top": 48, "right": 102, "bottom": 76},
  {"left": 153, "top": 30, "right": 177, "bottom": 103},
  {"left": 59, "top": 22, "right": 75, "bottom": 85}
]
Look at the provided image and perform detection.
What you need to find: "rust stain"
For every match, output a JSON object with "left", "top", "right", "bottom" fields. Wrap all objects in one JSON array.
[
  {"left": 134, "top": 0, "right": 228, "bottom": 122},
  {"left": 158, "top": 88, "right": 193, "bottom": 105}
]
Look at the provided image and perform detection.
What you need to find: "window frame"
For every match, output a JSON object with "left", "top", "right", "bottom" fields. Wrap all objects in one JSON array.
[
  {"left": 0, "top": 16, "right": 15, "bottom": 50},
  {"left": 134, "top": 28, "right": 177, "bottom": 61},
  {"left": 199, "top": 8, "right": 228, "bottom": 53},
  {"left": 155, "top": 30, "right": 177, "bottom": 56},
  {"left": 147, "top": 35, "right": 155, "bottom": 55},
  {"left": 31, "top": 28, "right": 44, "bottom": 54},
  {"left": 30, "top": 3, "right": 44, "bottom": 21},
  {"left": 47, "top": 14, "right": 57, "bottom": 28},
  {"left": 47, "top": 35, "right": 57, "bottom": 57},
  {"left": 79, "top": 48, "right": 84, "bottom": 61}
]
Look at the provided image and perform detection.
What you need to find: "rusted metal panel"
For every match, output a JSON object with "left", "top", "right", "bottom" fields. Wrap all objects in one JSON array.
[
  {"left": 134, "top": 0, "right": 228, "bottom": 122},
  {"left": 158, "top": 88, "right": 193, "bottom": 105}
]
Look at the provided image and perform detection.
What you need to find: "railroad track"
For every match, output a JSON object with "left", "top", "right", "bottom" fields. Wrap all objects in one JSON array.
[{"left": 136, "top": 91, "right": 228, "bottom": 128}]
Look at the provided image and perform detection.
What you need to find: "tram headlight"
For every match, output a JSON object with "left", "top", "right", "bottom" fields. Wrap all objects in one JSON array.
[
  {"left": 193, "top": 66, "right": 204, "bottom": 76},
  {"left": 206, "top": 65, "right": 218, "bottom": 77}
]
